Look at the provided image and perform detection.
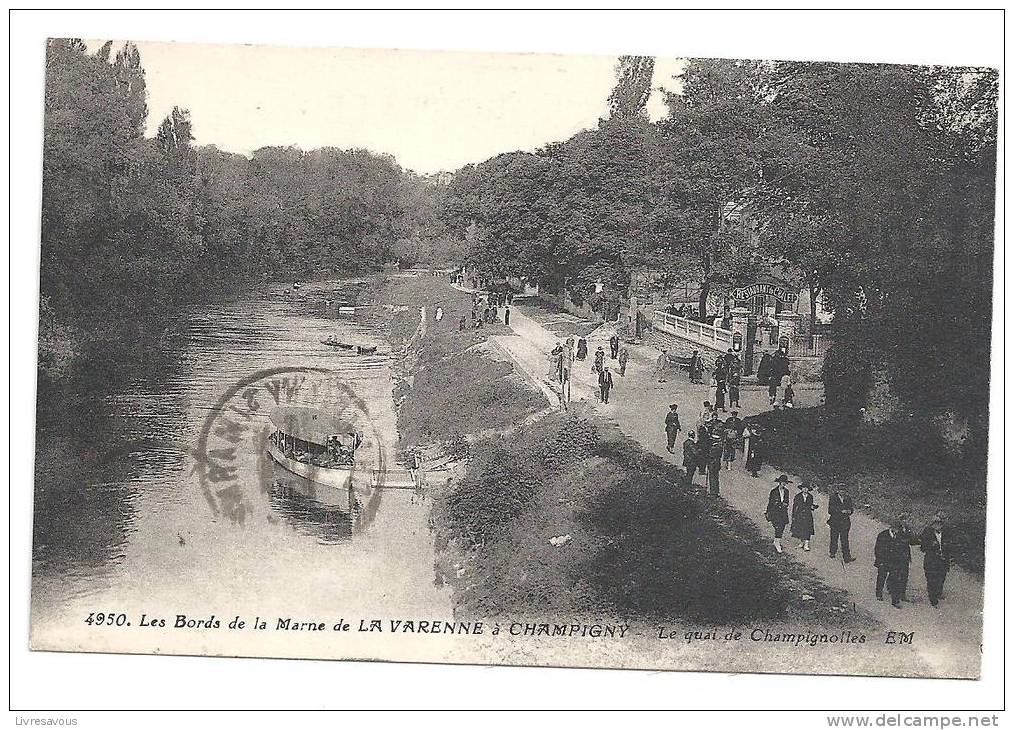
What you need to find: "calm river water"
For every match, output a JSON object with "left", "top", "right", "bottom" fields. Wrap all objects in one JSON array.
[{"left": 31, "top": 278, "right": 453, "bottom": 658}]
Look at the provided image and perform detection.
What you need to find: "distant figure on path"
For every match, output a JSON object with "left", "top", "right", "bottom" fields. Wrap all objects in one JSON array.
[
  {"left": 744, "top": 425, "right": 764, "bottom": 477},
  {"left": 609, "top": 333, "right": 620, "bottom": 359},
  {"left": 617, "top": 347, "right": 629, "bottom": 377},
  {"left": 598, "top": 367, "right": 614, "bottom": 404},
  {"left": 435, "top": 306, "right": 443, "bottom": 322},
  {"left": 576, "top": 338, "right": 588, "bottom": 361},
  {"left": 766, "top": 475, "right": 792, "bottom": 553},
  {"left": 654, "top": 349, "right": 669, "bottom": 383},
  {"left": 791, "top": 481, "right": 818, "bottom": 551},
  {"left": 920, "top": 512, "right": 952, "bottom": 607},
  {"left": 757, "top": 351, "right": 772, "bottom": 385},
  {"left": 689, "top": 350, "right": 703, "bottom": 383},
  {"left": 769, "top": 348, "right": 790, "bottom": 406},
  {"left": 827, "top": 486, "right": 856, "bottom": 562},
  {"left": 682, "top": 432, "right": 699, "bottom": 487},
  {"left": 874, "top": 517, "right": 915, "bottom": 608},
  {"left": 728, "top": 373, "right": 741, "bottom": 409},
  {"left": 504, "top": 306, "right": 511, "bottom": 326},
  {"left": 664, "top": 404, "right": 681, "bottom": 453},
  {"left": 712, "top": 368, "right": 727, "bottom": 412},
  {"left": 723, "top": 411, "right": 743, "bottom": 469},
  {"left": 706, "top": 431, "right": 724, "bottom": 495},
  {"left": 593, "top": 346, "right": 605, "bottom": 374}
]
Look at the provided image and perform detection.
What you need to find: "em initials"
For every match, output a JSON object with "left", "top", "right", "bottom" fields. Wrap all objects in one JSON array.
[{"left": 885, "top": 631, "right": 915, "bottom": 645}]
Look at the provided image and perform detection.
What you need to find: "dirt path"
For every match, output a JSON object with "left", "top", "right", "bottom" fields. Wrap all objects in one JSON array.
[{"left": 496, "top": 305, "right": 983, "bottom": 679}]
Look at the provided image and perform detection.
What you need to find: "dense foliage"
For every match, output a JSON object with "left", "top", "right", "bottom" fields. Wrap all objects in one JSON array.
[
  {"left": 442, "top": 57, "right": 997, "bottom": 445},
  {"left": 40, "top": 39, "right": 456, "bottom": 370}
]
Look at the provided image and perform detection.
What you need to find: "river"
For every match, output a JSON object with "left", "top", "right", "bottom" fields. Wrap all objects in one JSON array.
[{"left": 30, "top": 278, "right": 454, "bottom": 660}]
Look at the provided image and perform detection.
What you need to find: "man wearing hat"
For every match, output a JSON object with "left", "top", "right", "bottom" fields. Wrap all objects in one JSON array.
[
  {"left": 765, "top": 475, "right": 792, "bottom": 553},
  {"left": 919, "top": 512, "right": 952, "bottom": 607},
  {"left": 664, "top": 404, "right": 682, "bottom": 453},
  {"left": 827, "top": 485, "right": 857, "bottom": 563},
  {"left": 874, "top": 517, "right": 914, "bottom": 608}
]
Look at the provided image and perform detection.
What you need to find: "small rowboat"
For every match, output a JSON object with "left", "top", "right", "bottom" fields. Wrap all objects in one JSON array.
[
  {"left": 356, "top": 345, "right": 378, "bottom": 355},
  {"left": 320, "top": 337, "right": 354, "bottom": 349}
]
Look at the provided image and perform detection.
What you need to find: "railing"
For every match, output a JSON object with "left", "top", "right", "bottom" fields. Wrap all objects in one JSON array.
[{"left": 652, "top": 311, "right": 733, "bottom": 349}]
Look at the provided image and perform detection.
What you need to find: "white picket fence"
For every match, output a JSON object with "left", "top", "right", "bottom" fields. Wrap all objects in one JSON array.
[{"left": 652, "top": 311, "right": 733, "bottom": 349}]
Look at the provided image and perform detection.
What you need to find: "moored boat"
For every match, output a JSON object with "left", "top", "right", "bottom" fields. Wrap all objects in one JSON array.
[{"left": 266, "top": 406, "right": 369, "bottom": 500}]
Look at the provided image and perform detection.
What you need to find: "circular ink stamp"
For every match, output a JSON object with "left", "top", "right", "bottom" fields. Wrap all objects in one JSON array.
[{"left": 189, "top": 366, "right": 389, "bottom": 527}]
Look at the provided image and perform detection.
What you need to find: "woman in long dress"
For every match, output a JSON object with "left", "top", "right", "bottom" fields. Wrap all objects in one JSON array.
[
  {"left": 791, "top": 481, "right": 819, "bottom": 551},
  {"left": 744, "top": 424, "right": 764, "bottom": 477}
]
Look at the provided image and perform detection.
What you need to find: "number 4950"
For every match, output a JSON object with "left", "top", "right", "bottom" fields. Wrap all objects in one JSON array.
[{"left": 85, "top": 612, "right": 128, "bottom": 626}]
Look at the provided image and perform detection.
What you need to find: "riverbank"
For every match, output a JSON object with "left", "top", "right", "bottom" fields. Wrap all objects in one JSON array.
[
  {"left": 387, "top": 279, "right": 852, "bottom": 626},
  {"left": 381, "top": 275, "right": 546, "bottom": 451}
]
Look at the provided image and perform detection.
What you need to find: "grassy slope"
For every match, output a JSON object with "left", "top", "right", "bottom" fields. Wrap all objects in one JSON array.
[
  {"left": 382, "top": 276, "right": 546, "bottom": 451},
  {"left": 514, "top": 299, "right": 601, "bottom": 337},
  {"left": 749, "top": 407, "right": 986, "bottom": 574},
  {"left": 433, "top": 407, "right": 854, "bottom": 627}
]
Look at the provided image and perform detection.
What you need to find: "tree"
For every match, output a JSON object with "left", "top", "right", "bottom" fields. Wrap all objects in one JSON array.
[
  {"left": 607, "top": 55, "right": 655, "bottom": 119},
  {"left": 655, "top": 58, "right": 772, "bottom": 318}
]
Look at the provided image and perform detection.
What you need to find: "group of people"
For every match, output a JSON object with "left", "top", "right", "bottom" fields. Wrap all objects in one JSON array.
[
  {"left": 547, "top": 331, "right": 631, "bottom": 406},
  {"left": 461, "top": 293, "right": 511, "bottom": 330},
  {"left": 764, "top": 475, "right": 953, "bottom": 609},
  {"left": 708, "top": 348, "right": 744, "bottom": 412},
  {"left": 757, "top": 347, "right": 793, "bottom": 407},
  {"left": 665, "top": 401, "right": 766, "bottom": 497}
]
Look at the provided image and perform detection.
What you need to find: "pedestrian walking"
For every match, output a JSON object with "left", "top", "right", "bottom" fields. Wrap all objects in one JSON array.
[
  {"left": 766, "top": 475, "right": 792, "bottom": 553},
  {"left": 791, "top": 481, "right": 818, "bottom": 551},
  {"left": 713, "top": 368, "right": 727, "bottom": 412},
  {"left": 435, "top": 306, "right": 443, "bottom": 322},
  {"left": 576, "top": 338, "right": 588, "bottom": 361},
  {"left": 593, "top": 346, "right": 605, "bottom": 374},
  {"left": 757, "top": 351, "right": 772, "bottom": 386},
  {"left": 609, "top": 333, "right": 619, "bottom": 359},
  {"left": 503, "top": 306, "right": 511, "bottom": 326},
  {"left": 654, "top": 349, "right": 669, "bottom": 383},
  {"left": 689, "top": 350, "right": 703, "bottom": 383},
  {"left": 617, "top": 347, "right": 629, "bottom": 377},
  {"left": 745, "top": 426, "right": 764, "bottom": 477},
  {"left": 723, "top": 411, "right": 743, "bottom": 469},
  {"left": 706, "top": 431, "right": 724, "bottom": 496},
  {"left": 919, "top": 512, "right": 952, "bottom": 607},
  {"left": 875, "top": 518, "right": 914, "bottom": 608},
  {"left": 682, "top": 431, "right": 699, "bottom": 487},
  {"left": 827, "top": 487, "right": 856, "bottom": 562},
  {"left": 769, "top": 348, "right": 790, "bottom": 406},
  {"left": 664, "top": 404, "right": 681, "bottom": 453},
  {"left": 598, "top": 367, "right": 614, "bottom": 403},
  {"left": 728, "top": 373, "right": 741, "bottom": 409}
]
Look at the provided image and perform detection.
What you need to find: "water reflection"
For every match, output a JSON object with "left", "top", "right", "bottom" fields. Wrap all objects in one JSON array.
[{"left": 32, "top": 277, "right": 442, "bottom": 625}]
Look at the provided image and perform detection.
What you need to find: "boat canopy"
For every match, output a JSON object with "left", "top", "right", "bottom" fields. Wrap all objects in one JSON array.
[{"left": 270, "top": 406, "right": 358, "bottom": 446}]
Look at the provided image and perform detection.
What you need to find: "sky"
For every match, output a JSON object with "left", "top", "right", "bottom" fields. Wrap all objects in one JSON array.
[{"left": 88, "top": 40, "right": 683, "bottom": 175}]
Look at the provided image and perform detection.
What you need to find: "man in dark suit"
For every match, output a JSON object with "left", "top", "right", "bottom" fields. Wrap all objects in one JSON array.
[
  {"left": 664, "top": 404, "right": 682, "bottom": 453},
  {"left": 598, "top": 367, "right": 614, "bottom": 404},
  {"left": 827, "top": 487, "right": 856, "bottom": 563},
  {"left": 874, "top": 517, "right": 914, "bottom": 607},
  {"left": 920, "top": 512, "right": 952, "bottom": 607}
]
